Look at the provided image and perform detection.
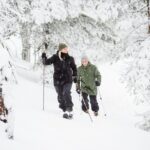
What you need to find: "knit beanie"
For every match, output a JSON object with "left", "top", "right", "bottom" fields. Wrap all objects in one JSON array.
[
  {"left": 81, "top": 53, "right": 88, "bottom": 60},
  {"left": 58, "top": 43, "right": 67, "bottom": 51}
]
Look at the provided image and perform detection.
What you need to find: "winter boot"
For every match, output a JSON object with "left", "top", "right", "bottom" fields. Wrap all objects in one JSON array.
[
  {"left": 93, "top": 111, "right": 98, "bottom": 116},
  {"left": 68, "top": 112, "right": 73, "bottom": 119},
  {"left": 8, "top": 135, "right": 14, "bottom": 140},
  {"left": 63, "top": 112, "right": 73, "bottom": 119},
  {"left": 83, "top": 109, "right": 89, "bottom": 114},
  {"left": 63, "top": 112, "right": 69, "bottom": 119}
]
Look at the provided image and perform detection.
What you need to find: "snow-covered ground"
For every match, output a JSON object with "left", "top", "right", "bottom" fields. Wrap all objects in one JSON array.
[{"left": 0, "top": 62, "right": 150, "bottom": 150}]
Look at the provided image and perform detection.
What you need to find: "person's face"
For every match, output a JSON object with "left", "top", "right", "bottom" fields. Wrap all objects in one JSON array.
[
  {"left": 82, "top": 58, "right": 89, "bottom": 66},
  {"left": 61, "top": 47, "right": 68, "bottom": 53}
]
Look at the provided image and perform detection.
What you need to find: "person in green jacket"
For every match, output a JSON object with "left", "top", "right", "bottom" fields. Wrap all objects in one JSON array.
[{"left": 76, "top": 54, "right": 101, "bottom": 116}]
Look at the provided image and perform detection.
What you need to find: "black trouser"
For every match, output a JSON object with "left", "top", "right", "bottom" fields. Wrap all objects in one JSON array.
[
  {"left": 55, "top": 83, "right": 73, "bottom": 112},
  {"left": 81, "top": 92, "right": 99, "bottom": 112}
]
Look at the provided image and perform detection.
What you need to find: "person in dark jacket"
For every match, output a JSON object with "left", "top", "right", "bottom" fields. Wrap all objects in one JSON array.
[
  {"left": 41, "top": 43, "right": 77, "bottom": 119},
  {"left": 76, "top": 54, "right": 101, "bottom": 116}
]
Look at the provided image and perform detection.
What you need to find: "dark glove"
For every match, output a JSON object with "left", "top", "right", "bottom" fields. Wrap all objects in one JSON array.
[
  {"left": 95, "top": 81, "right": 100, "bottom": 86},
  {"left": 76, "top": 88, "right": 80, "bottom": 94},
  {"left": 0, "top": 118, "right": 7, "bottom": 123},
  {"left": 41, "top": 52, "right": 47, "bottom": 59},
  {"left": 3, "top": 119, "right": 7, "bottom": 123},
  {"left": 73, "top": 76, "right": 77, "bottom": 83},
  {"left": 5, "top": 77, "right": 8, "bottom": 81}
]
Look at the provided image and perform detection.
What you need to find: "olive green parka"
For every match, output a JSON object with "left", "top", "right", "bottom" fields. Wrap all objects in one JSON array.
[{"left": 77, "top": 62, "right": 101, "bottom": 95}]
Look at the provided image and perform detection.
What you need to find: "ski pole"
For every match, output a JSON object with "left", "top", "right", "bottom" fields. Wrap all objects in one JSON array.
[
  {"left": 79, "top": 93, "right": 93, "bottom": 123},
  {"left": 42, "top": 58, "right": 46, "bottom": 111},
  {"left": 98, "top": 88, "right": 107, "bottom": 116},
  {"left": 42, "top": 43, "right": 48, "bottom": 111},
  {"left": 79, "top": 77, "right": 93, "bottom": 123}
]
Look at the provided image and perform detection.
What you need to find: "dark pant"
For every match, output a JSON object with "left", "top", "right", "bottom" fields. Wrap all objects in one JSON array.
[
  {"left": 81, "top": 92, "right": 99, "bottom": 112},
  {"left": 55, "top": 83, "right": 73, "bottom": 112}
]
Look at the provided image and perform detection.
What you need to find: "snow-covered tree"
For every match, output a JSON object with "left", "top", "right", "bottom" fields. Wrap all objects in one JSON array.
[
  {"left": 1, "top": 0, "right": 150, "bottom": 131},
  {"left": 112, "top": 0, "right": 150, "bottom": 131},
  {"left": 0, "top": 0, "right": 19, "bottom": 39}
]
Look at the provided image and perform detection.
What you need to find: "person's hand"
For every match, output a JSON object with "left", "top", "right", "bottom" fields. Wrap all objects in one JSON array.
[
  {"left": 41, "top": 52, "right": 47, "bottom": 59},
  {"left": 41, "top": 52, "right": 47, "bottom": 64},
  {"left": 3, "top": 119, "right": 7, "bottom": 123},
  {"left": 0, "top": 119, "right": 7, "bottom": 123},
  {"left": 5, "top": 77, "right": 8, "bottom": 81},
  {"left": 76, "top": 88, "right": 80, "bottom": 94},
  {"left": 73, "top": 76, "right": 77, "bottom": 83},
  {"left": 95, "top": 81, "right": 100, "bottom": 86}
]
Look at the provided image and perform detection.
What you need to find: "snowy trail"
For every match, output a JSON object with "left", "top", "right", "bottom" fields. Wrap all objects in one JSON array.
[{"left": 1, "top": 63, "right": 150, "bottom": 150}]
